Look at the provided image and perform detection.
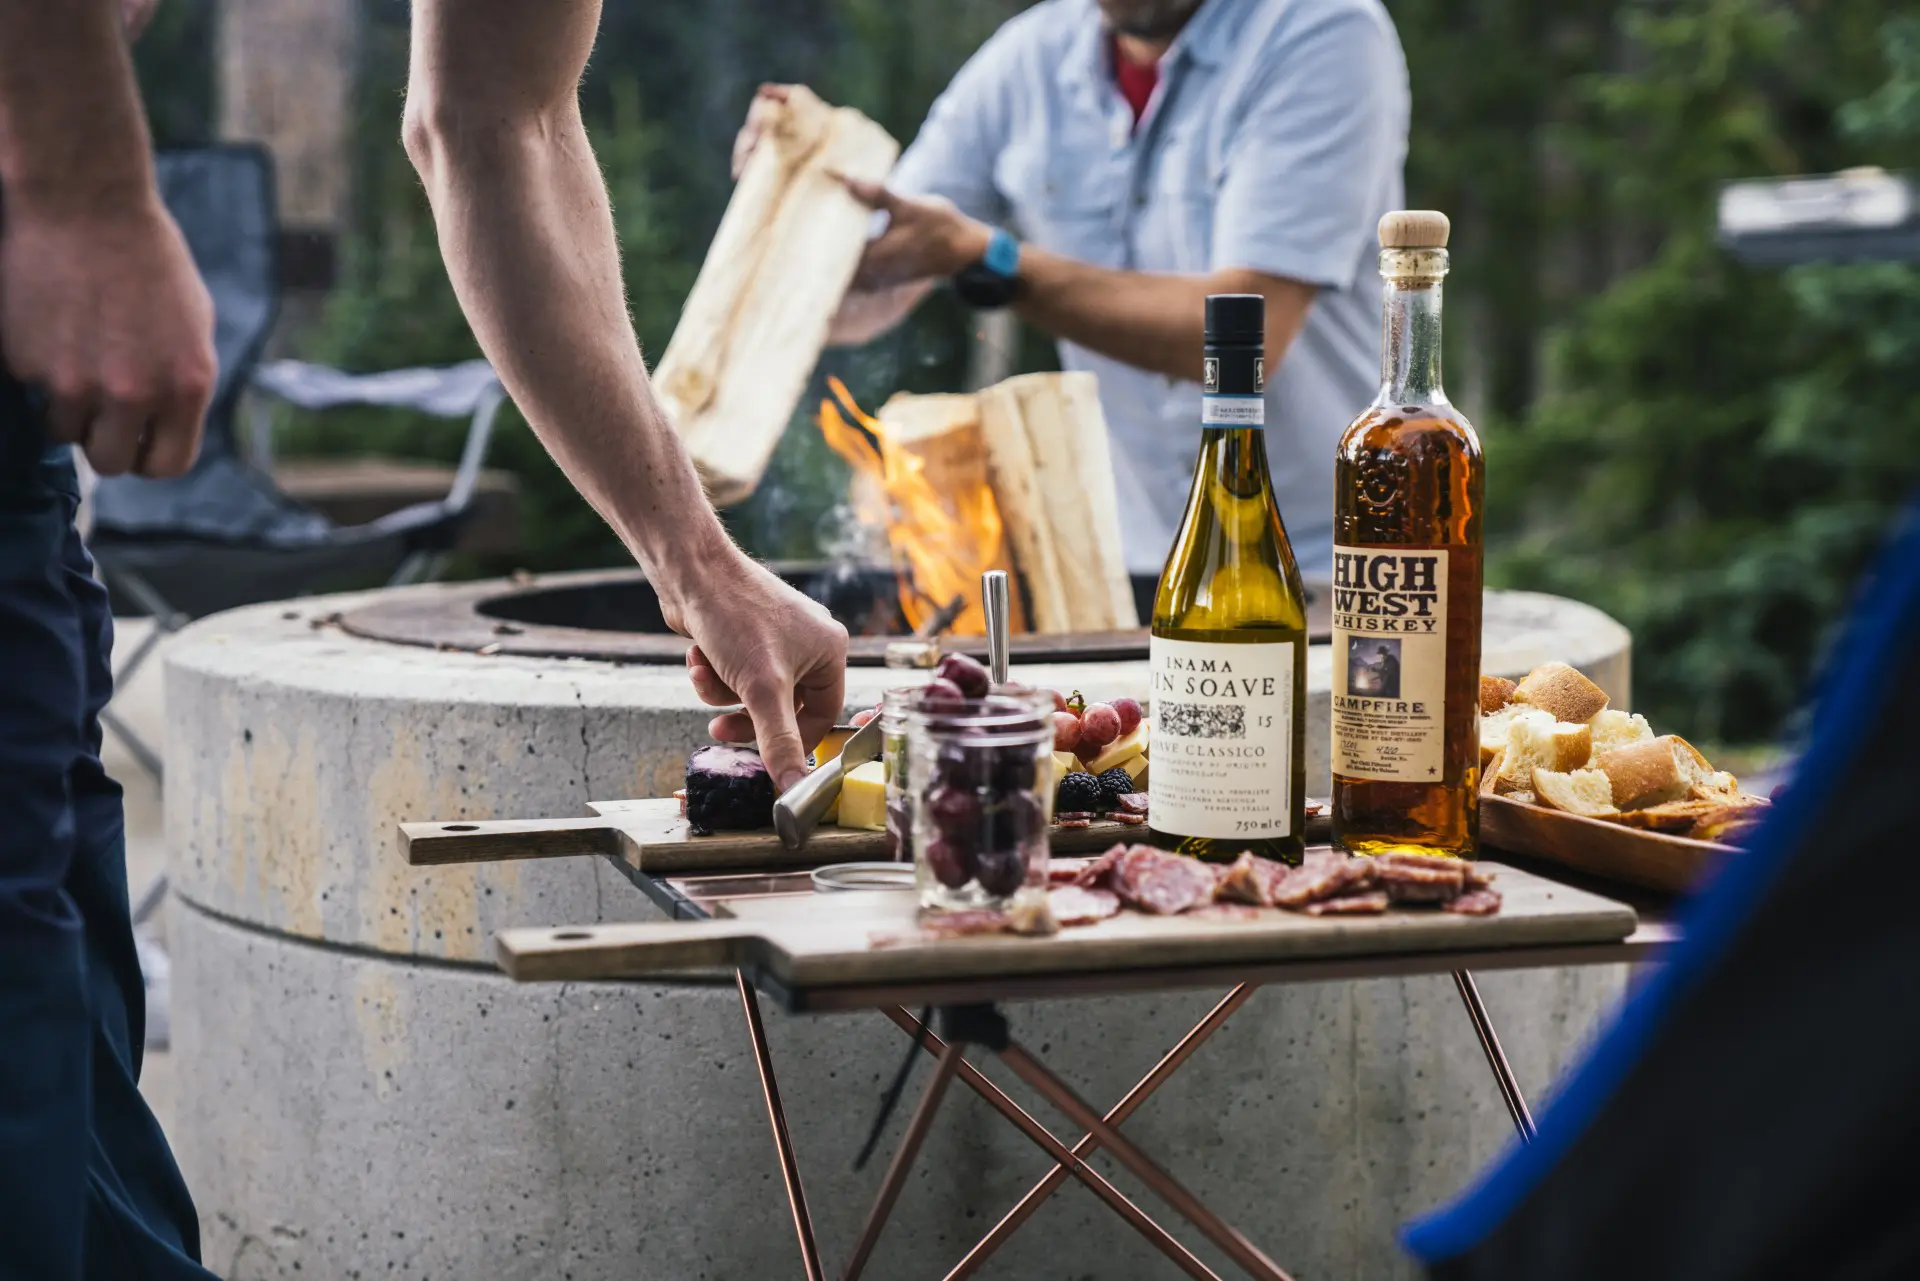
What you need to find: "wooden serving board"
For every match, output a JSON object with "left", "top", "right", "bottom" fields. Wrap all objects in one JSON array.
[
  {"left": 398, "top": 797, "right": 1182, "bottom": 876},
  {"left": 1481, "top": 794, "right": 1737, "bottom": 895},
  {"left": 496, "top": 860, "right": 1636, "bottom": 986}
]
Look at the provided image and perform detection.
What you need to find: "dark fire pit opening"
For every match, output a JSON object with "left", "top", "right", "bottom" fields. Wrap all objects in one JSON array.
[{"left": 341, "top": 565, "right": 1326, "bottom": 666}]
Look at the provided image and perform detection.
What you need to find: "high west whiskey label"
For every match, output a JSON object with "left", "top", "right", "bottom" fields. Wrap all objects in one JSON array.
[{"left": 1330, "top": 548, "right": 1449, "bottom": 781}]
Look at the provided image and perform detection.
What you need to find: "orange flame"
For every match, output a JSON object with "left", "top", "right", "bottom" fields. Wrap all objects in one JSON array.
[{"left": 818, "top": 377, "right": 1017, "bottom": 636}]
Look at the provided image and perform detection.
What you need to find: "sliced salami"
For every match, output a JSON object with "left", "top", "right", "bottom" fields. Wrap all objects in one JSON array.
[
  {"left": 1112, "top": 847, "right": 1220, "bottom": 916},
  {"left": 1303, "top": 890, "right": 1389, "bottom": 916},
  {"left": 1073, "top": 844, "right": 1128, "bottom": 890},
  {"left": 1216, "top": 851, "right": 1292, "bottom": 908},
  {"left": 1444, "top": 888, "right": 1503, "bottom": 916},
  {"left": 1048, "top": 885, "right": 1123, "bottom": 926},
  {"left": 1272, "top": 854, "right": 1375, "bottom": 908}
]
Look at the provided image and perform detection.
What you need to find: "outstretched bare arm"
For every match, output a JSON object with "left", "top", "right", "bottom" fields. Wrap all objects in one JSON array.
[{"left": 404, "top": 0, "right": 846, "bottom": 787}]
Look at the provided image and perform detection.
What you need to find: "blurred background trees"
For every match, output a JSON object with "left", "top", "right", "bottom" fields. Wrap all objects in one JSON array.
[{"left": 130, "top": 0, "right": 1920, "bottom": 745}]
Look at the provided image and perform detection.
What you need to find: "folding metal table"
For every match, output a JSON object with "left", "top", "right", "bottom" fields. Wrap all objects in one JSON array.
[{"left": 554, "top": 852, "right": 1680, "bottom": 1281}]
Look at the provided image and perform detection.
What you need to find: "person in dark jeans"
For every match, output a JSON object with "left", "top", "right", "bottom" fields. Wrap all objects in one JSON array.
[{"left": 1, "top": 1, "right": 221, "bottom": 1277}]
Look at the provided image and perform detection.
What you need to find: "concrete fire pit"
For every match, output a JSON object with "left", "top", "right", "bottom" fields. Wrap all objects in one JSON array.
[{"left": 167, "top": 571, "right": 1629, "bottom": 1279}]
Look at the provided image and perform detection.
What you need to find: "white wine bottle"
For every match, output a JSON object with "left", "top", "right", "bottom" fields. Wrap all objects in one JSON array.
[{"left": 1149, "top": 294, "right": 1309, "bottom": 864}]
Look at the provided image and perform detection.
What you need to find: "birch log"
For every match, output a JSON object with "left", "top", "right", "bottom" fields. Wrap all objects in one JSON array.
[
  {"left": 653, "top": 87, "right": 898, "bottom": 506},
  {"left": 975, "top": 372, "right": 1139, "bottom": 632}
]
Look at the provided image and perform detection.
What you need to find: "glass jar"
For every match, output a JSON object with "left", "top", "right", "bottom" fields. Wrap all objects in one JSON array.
[
  {"left": 907, "top": 690, "right": 1054, "bottom": 910},
  {"left": 880, "top": 687, "right": 918, "bottom": 863}
]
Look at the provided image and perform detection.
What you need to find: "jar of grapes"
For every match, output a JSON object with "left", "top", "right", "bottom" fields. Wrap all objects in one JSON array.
[{"left": 906, "top": 688, "right": 1054, "bottom": 910}]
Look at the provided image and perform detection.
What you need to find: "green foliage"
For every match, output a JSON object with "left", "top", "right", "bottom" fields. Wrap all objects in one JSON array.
[{"left": 1492, "top": 4, "right": 1920, "bottom": 742}]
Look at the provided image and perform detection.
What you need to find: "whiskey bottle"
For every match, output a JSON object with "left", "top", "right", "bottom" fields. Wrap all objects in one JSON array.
[
  {"left": 1150, "top": 294, "right": 1309, "bottom": 864},
  {"left": 1331, "top": 212, "right": 1484, "bottom": 857}
]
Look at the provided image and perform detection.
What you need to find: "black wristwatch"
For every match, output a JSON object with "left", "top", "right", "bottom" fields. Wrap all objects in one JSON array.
[{"left": 952, "top": 228, "right": 1024, "bottom": 310}]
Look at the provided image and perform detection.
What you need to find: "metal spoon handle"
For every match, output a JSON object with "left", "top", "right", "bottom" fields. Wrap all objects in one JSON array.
[{"left": 983, "top": 570, "right": 1011, "bottom": 686}]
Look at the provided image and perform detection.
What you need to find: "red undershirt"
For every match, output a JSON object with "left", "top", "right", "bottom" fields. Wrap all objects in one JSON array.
[{"left": 1112, "top": 40, "right": 1161, "bottom": 128}]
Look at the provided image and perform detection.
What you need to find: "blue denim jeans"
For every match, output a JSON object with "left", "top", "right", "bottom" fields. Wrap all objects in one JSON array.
[{"left": 0, "top": 374, "right": 215, "bottom": 1280}]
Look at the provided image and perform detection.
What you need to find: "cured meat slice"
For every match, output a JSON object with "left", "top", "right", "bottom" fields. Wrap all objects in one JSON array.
[
  {"left": 1187, "top": 903, "right": 1261, "bottom": 923},
  {"left": 1272, "top": 854, "right": 1375, "bottom": 908},
  {"left": 1112, "top": 847, "right": 1219, "bottom": 916},
  {"left": 1057, "top": 818, "right": 1093, "bottom": 829},
  {"left": 1109, "top": 812, "right": 1147, "bottom": 825},
  {"left": 1047, "top": 858, "right": 1094, "bottom": 885},
  {"left": 1444, "top": 888, "right": 1503, "bottom": 916},
  {"left": 1115, "top": 792, "right": 1151, "bottom": 815},
  {"left": 1373, "top": 854, "right": 1467, "bottom": 905},
  {"left": 1048, "top": 885, "right": 1122, "bottom": 926},
  {"left": 1304, "top": 891, "right": 1389, "bottom": 916},
  {"left": 918, "top": 909, "right": 1013, "bottom": 939},
  {"left": 1073, "top": 844, "right": 1128, "bottom": 889},
  {"left": 1216, "top": 851, "right": 1292, "bottom": 907},
  {"left": 1464, "top": 864, "right": 1496, "bottom": 891}
]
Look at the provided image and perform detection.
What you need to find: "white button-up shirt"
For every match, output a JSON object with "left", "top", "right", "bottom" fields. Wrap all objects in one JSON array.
[{"left": 890, "top": 0, "right": 1410, "bottom": 578}]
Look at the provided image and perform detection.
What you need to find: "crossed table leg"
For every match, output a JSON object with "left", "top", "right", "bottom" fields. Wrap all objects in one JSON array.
[{"left": 737, "top": 972, "right": 1535, "bottom": 1280}]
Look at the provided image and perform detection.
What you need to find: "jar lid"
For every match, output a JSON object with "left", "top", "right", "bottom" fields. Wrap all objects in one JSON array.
[{"left": 811, "top": 862, "right": 915, "bottom": 893}]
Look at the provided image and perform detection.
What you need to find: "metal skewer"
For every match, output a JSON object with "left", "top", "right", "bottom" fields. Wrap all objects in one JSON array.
[{"left": 983, "top": 570, "right": 1011, "bottom": 686}]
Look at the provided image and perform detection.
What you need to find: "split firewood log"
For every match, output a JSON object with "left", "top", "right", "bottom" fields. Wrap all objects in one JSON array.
[{"left": 653, "top": 87, "right": 898, "bottom": 506}]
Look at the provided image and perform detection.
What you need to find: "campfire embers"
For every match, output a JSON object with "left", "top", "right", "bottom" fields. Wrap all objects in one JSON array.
[{"left": 818, "top": 378, "right": 1023, "bottom": 638}]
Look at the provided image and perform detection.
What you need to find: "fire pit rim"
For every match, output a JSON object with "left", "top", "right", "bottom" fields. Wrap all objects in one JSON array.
[{"left": 335, "top": 567, "right": 1190, "bottom": 666}]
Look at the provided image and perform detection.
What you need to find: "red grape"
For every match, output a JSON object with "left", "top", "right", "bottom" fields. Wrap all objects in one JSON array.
[
  {"left": 1047, "top": 689, "right": 1069, "bottom": 713},
  {"left": 1111, "top": 697, "right": 1143, "bottom": 737},
  {"left": 924, "top": 837, "right": 973, "bottom": 889},
  {"left": 926, "top": 784, "right": 982, "bottom": 842},
  {"left": 850, "top": 707, "right": 878, "bottom": 727},
  {"left": 973, "top": 846, "right": 1025, "bottom": 897},
  {"left": 1050, "top": 711, "right": 1081, "bottom": 752},
  {"left": 1079, "top": 703, "right": 1121, "bottom": 749},
  {"left": 918, "top": 677, "right": 967, "bottom": 714},
  {"left": 935, "top": 652, "right": 991, "bottom": 699}
]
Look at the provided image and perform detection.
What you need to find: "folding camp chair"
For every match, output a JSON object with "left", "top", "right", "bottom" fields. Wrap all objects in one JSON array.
[{"left": 87, "top": 145, "right": 507, "bottom": 786}]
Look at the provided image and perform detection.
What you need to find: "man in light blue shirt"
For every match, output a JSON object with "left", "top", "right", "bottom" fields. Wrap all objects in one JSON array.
[{"left": 742, "top": 0, "right": 1408, "bottom": 578}]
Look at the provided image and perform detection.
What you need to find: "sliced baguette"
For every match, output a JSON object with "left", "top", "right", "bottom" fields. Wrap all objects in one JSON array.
[
  {"left": 1588, "top": 708, "right": 1654, "bottom": 757},
  {"left": 1481, "top": 748, "right": 1504, "bottom": 795},
  {"left": 1612, "top": 798, "right": 1723, "bottom": 833},
  {"left": 1496, "top": 714, "right": 1592, "bottom": 794},
  {"left": 1513, "top": 662, "right": 1610, "bottom": 724},
  {"left": 1690, "top": 770, "right": 1740, "bottom": 800},
  {"left": 1480, "top": 704, "right": 1545, "bottom": 772},
  {"left": 1531, "top": 767, "right": 1619, "bottom": 818},
  {"left": 1480, "top": 675, "right": 1517, "bottom": 715},
  {"left": 1594, "top": 734, "right": 1715, "bottom": 810}
]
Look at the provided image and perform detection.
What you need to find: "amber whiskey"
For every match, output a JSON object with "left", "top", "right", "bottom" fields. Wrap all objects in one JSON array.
[{"left": 1331, "top": 212, "right": 1484, "bottom": 857}]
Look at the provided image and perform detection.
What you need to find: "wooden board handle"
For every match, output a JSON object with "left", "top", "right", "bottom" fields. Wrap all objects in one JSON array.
[
  {"left": 497, "top": 920, "right": 756, "bottom": 981},
  {"left": 398, "top": 816, "right": 623, "bottom": 867}
]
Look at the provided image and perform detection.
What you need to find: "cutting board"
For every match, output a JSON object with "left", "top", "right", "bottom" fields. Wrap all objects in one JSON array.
[
  {"left": 397, "top": 797, "right": 1211, "bottom": 876},
  {"left": 1481, "top": 794, "right": 1738, "bottom": 895},
  {"left": 495, "top": 860, "right": 1636, "bottom": 986}
]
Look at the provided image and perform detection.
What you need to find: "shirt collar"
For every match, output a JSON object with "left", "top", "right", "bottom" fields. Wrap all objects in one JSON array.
[{"left": 1062, "top": 0, "right": 1243, "bottom": 93}]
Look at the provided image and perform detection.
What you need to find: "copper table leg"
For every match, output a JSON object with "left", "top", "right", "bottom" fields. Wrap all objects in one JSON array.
[
  {"left": 882, "top": 1008, "right": 1220, "bottom": 1281},
  {"left": 1453, "top": 970, "right": 1536, "bottom": 1142},
  {"left": 841, "top": 1042, "right": 965, "bottom": 1281},
  {"left": 947, "top": 985, "right": 1258, "bottom": 1279},
  {"left": 739, "top": 971, "right": 825, "bottom": 1281},
  {"left": 999, "top": 1041, "right": 1295, "bottom": 1281}
]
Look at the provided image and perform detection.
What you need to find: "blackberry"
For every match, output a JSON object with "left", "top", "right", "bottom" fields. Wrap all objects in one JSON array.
[
  {"left": 1054, "top": 771, "right": 1103, "bottom": 815},
  {"left": 1095, "top": 767, "right": 1136, "bottom": 809}
]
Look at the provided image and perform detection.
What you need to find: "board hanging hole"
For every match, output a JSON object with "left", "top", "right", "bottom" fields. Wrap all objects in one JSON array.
[
  {"left": 443, "top": 824, "right": 479, "bottom": 832},
  {"left": 552, "top": 931, "right": 593, "bottom": 941}
]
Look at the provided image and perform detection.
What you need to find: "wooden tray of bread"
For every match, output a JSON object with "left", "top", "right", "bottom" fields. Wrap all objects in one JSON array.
[{"left": 1477, "top": 662, "right": 1771, "bottom": 894}]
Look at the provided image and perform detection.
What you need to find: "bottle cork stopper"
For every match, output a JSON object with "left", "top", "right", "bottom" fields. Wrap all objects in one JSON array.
[{"left": 1378, "top": 210, "right": 1451, "bottom": 249}]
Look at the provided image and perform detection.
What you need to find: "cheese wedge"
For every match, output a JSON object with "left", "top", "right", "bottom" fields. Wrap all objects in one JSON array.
[
  {"left": 836, "top": 760, "right": 888, "bottom": 831},
  {"left": 1086, "top": 722, "right": 1150, "bottom": 775}
]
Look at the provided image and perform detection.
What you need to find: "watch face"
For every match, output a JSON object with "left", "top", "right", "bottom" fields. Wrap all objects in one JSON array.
[{"left": 954, "top": 263, "right": 1019, "bottom": 310}]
